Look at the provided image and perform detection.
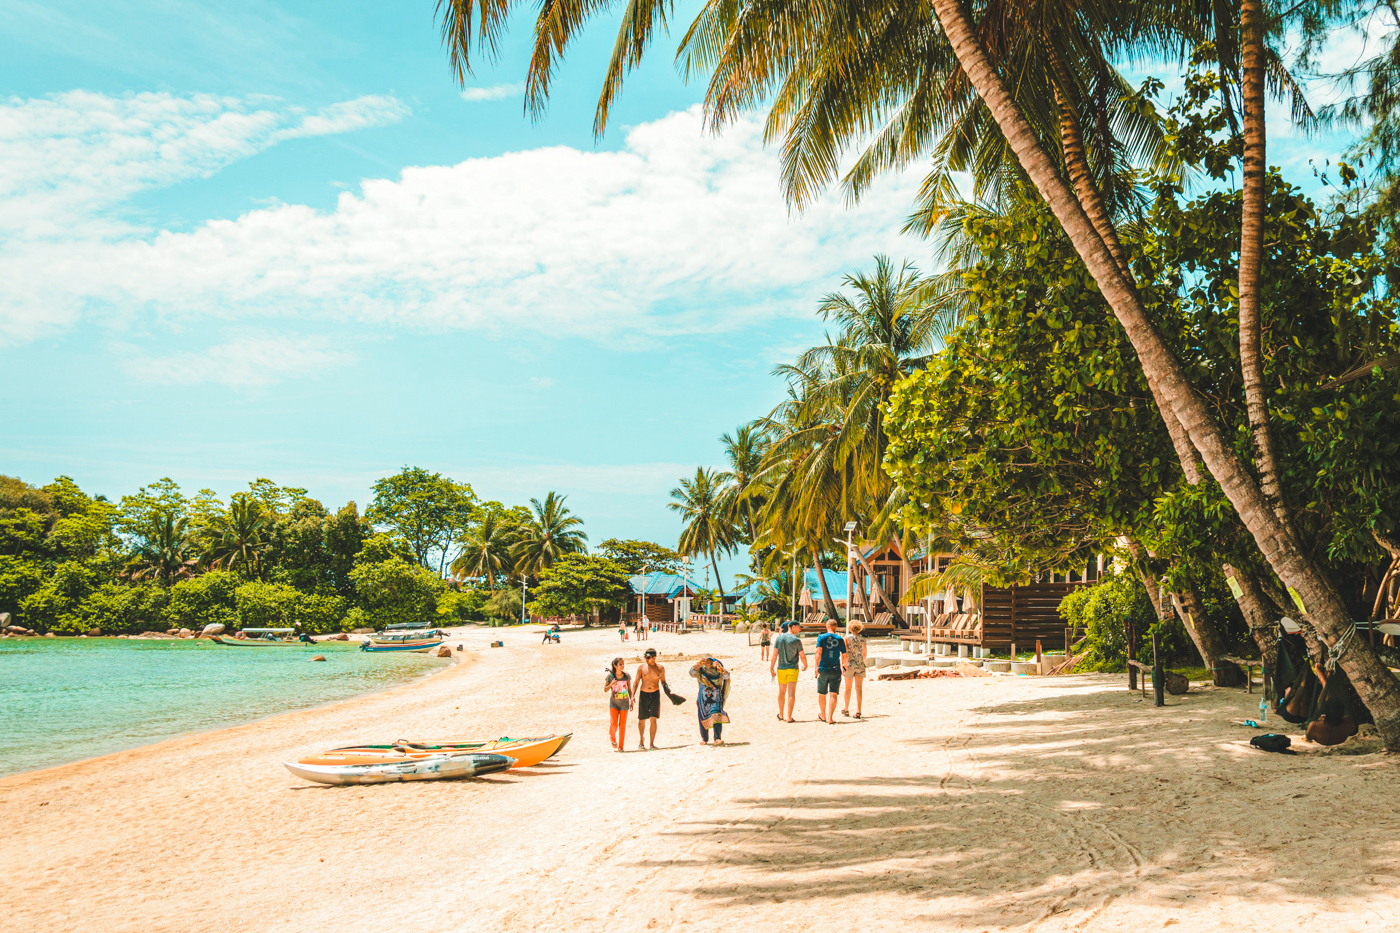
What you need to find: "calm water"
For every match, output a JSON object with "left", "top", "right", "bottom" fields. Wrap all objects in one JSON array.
[{"left": 0, "top": 638, "right": 449, "bottom": 777}]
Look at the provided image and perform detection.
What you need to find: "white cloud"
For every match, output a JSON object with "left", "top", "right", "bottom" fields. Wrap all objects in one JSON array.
[
  {"left": 116, "top": 333, "right": 353, "bottom": 386},
  {"left": 0, "top": 95, "right": 919, "bottom": 348},
  {"left": 460, "top": 84, "right": 523, "bottom": 102}
]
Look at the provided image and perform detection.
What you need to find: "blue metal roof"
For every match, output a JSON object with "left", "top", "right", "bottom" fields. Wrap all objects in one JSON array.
[
  {"left": 629, "top": 573, "right": 697, "bottom": 598},
  {"left": 803, "top": 569, "right": 859, "bottom": 600}
]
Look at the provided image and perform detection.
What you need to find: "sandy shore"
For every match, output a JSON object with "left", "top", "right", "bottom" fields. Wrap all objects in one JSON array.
[{"left": 4, "top": 626, "right": 1397, "bottom": 932}]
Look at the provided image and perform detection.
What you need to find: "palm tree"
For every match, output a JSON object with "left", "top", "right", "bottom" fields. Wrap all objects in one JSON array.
[
  {"left": 716, "top": 422, "right": 767, "bottom": 543},
  {"left": 451, "top": 510, "right": 517, "bottom": 587},
  {"left": 670, "top": 467, "right": 736, "bottom": 599},
  {"left": 201, "top": 496, "right": 269, "bottom": 577},
  {"left": 431, "top": 0, "right": 1400, "bottom": 741},
  {"left": 511, "top": 491, "right": 587, "bottom": 578},
  {"left": 130, "top": 510, "right": 194, "bottom": 586}
]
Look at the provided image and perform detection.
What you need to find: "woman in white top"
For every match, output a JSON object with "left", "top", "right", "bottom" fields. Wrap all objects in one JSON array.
[{"left": 842, "top": 621, "right": 868, "bottom": 719}]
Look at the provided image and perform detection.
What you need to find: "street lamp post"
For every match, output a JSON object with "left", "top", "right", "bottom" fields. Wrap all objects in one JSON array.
[
  {"left": 520, "top": 574, "right": 528, "bottom": 625},
  {"left": 844, "top": 521, "right": 858, "bottom": 628}
]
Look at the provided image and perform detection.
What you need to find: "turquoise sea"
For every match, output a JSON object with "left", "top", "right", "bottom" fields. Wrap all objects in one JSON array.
[{"left": 0, "top": 638, "right": 449, "bottom": 778}]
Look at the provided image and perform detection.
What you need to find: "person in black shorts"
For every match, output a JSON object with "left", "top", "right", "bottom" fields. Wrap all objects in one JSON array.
[
  {"left": 814, "top": 618, "right": 848, "bottom": 724},
  {"left": 632, "top": 648, "right": 667, "bottom": 749}
]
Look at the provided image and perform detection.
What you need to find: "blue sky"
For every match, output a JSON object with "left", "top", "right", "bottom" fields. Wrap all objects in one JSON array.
[{"left": 0, "top": 2, "right": 1377, "bottom": 588}]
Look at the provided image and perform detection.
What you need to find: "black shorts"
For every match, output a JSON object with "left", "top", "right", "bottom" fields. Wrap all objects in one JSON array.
[
  {"left": 637, "top": 690, "right": 661, "bottom": 720},
  {"left": 816, "top": 670, "right": 842, "bottom": 694}
]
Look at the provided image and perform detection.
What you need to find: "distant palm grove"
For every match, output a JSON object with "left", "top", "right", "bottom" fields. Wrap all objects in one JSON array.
[{"left": 0, "top": 468, "right": 684, "bottom": 635}]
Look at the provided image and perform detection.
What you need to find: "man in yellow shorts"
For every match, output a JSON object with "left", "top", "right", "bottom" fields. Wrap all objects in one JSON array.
[{"left": 770, "top": 621, "right": 808, "bottom": 722}]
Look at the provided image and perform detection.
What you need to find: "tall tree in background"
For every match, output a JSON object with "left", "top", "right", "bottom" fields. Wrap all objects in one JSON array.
[
  {"left": 201, "top": 496, "right": 270, "bottom": 578},
  {"left": 716, "top": 423, "right": 767, "bottom": 544},
  {"left": 670, "top": 467, "right": 735, "bottom": 597},
  {"left": 452, "top": 509, "right": 517, "bottom": 587},
  {"left": 366, "top": 467, "right": 477, "bottom": 571},
  {"left": 511, "top": 491, "right": 587, "bottom": 579},
  {"left": 130, "top": 511, "right": 194, "bottom": 587}
]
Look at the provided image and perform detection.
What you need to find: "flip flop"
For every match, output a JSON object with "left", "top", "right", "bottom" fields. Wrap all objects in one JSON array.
[
  {"left": 854, "top": 712, "right": 862, "bottom": 719},
  {"left": 841, "top": 710, "right": 850, "bottom": 717}
]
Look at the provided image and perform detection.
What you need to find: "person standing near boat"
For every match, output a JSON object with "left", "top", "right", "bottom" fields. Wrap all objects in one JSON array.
[
  {"left": 633, "top": 648, "right": 667, "bottom": 750},
  {"left": 770, "top": 621, "right": 806, "bottom": 723},
  {"left": 605, "top": 658, "right": 632, "bottom": 751},
  {"left": 841, "top": 621, "right": 868, "bottom": 719},
  {"left": 815, "top": 618, "right": 848, "bottom": 724},
  {"left": 690, "top": 657, "right": 731, "bottom": 746}
]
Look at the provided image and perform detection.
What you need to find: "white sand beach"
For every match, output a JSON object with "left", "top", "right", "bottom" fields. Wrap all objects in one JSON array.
[{"left": 3, "top": 627, "right": 1397, "bottom": 933}]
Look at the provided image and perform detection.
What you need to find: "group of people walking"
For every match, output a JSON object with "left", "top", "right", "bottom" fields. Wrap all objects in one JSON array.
[
  {"left": 761, "top": 619, "right": 867, "bottom": 722},
  {"left": 602, "top": 617, "right": 870, "bottom": 750},
  {"left": 605, "top": 647, "right": 730, "bottom": 750}
]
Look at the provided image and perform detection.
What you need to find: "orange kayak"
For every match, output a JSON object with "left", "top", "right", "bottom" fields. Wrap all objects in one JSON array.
[{"left": 310, "top": 734, "right": 570, "bottom": 770}]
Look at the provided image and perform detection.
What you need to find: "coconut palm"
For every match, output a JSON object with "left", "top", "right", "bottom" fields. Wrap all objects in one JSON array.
[
  {"left": 511, "top": 491, "right": 587, "bottom": 578},
  {"left": 670, "top": 467, "right": 736, "bottom": 598},
  {"left": 130, "top": 510, "right": 195, "bottom": 586},
  {"left": 451, "top": 510, "right": 517, "bottom": 587},
  {"left": 716, "top": 422, "right": 768, "bottom": 544},
  {"left": 202, "top": 496, "right": 269, "bottom": 577}
]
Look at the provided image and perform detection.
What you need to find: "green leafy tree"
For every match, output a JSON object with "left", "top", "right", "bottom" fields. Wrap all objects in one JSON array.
[
  {"left": 452, "top": 508, "right": 519, "bottom": 586},
  {"left": 0, "top": 554, "right": 45, "bottom": 619},
  {"left": 438, "top": 588, "right": 490, "bottom": 624},
  {"left": 527, "top": 553, "right": 631, "bottom": 623},
  {"left": 367, "top": 467, "right": 477, "bottom": 571},
  {"left": 597, "top": 538, "right": 682, "bottom": 576},
  {"left": 349, "top": 556, "right": 444, "bottom": 629},
  {"left": 324, "top": 502, "right": 369, "bottom": 596},
  {"left": 168, "top": 570, "right": 241, "bottom": 631},
  {"left": 18, "top": 561, "right": 99, "bottom": 633},
  {"left": 81, "top": 582, "right": 171, "bottom": 635},
  {"left": 117, "top": 478, "right": 188, "bottom": 539}
]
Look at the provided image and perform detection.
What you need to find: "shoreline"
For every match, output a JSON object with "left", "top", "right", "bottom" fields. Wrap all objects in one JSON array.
[{"left": 0, "top": 643, "right": 471, "bottom": 790}]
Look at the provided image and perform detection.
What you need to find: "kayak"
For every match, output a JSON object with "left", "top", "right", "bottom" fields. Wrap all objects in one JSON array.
[
  {"left": 328, "top": 734, "right": 572, "bottom": 769},
  {"left": 283, "top": 752, "right": 515, "bottom": 785}
]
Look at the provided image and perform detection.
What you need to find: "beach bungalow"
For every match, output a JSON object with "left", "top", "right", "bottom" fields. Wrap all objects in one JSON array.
[
  {"left": 846, "top": 539, "right": 1102, "bottom": 655},
  {"left": 627, "top": 573, "right": 701, "bottom": 626}
]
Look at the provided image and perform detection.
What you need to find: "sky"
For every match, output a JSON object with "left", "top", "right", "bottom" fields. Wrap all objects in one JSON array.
[{"left": 0, "top": 2, "right": 1382, "bottom": 588}]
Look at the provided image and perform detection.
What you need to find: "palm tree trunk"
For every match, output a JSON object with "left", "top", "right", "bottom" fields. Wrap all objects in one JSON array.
[
  {"left": 1224, "top": 563, "right": 1281, "bottom": 671},
  {"left": 1239, "top": 0, "right": 1286, "bottom": 516},
  {"left": 1170, "top": 587, "right": 1229, "bottom": 671},
  {"left": 813, "top": 548, "right": 841, "bottom": 621},
  {"left": 851, "top": 548, "right": 907, "bottom": 627},
  {"left": 710, "top": 551, "right": 723, "bottom": 606},
  {"left": 928, "top": 0, "right": 1400, "bottom": 746}
]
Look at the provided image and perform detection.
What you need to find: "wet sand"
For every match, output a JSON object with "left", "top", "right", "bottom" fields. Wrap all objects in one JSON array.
[{"left": 3, "top": 626, "right": 1397, "bottom": 932}]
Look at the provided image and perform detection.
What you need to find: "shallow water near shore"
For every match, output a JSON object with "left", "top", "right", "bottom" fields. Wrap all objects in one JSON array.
[{"left": 0, "top": 638, "right": 449, "bottom": 777}]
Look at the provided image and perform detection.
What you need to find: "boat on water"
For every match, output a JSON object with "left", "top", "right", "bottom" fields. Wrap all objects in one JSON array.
[
  {"left": 210, "top": 628, "right": 317, "bottom": 647},
  {"left": 283, "top": 751, "right": 515, "bottom": 785},
  {"left": 360, "top": 622, "right": 446, "bottom": 653},
  {"left": 328, "top": 734, "right": 572, "bottom": 768}
]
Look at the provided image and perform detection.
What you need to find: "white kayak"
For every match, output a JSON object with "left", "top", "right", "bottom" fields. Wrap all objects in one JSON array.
[{"left": 282, "top": 752, "right": 516, "bottom": 785}]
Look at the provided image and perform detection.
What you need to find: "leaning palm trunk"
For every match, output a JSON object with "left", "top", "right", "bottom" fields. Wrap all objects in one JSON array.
[
  {"left": 1170, "top": 587, "right": 1229, "bottom": 671},
  {"left": 813, "top": 549, "right": 842, "bottom": 621},
  {"left": 927, "top": 0, "right": 1400, "bottom": 746},
  {"left": 1239, "top": 0, "right": 1286, "bottom": 516},
  {"left": 851, "top": 547, "right": 907, "bottom": 627},
  {"left": 1224, "top": 563, "right": 1281, "bottom": 671}
]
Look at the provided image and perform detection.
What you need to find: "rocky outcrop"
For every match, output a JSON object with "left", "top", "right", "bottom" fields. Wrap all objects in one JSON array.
[
  {"left": 435, "top": 646, "right": 453, "bottom": 658},
  {"left": 201, "top": 623, "right": 225, "bottom": 636},
  {"left": 329, "top": 633, "right": 349, "bottom": 641},
  {"left": 311, "top": 655, "right": 327, "bottom": 662},
  {"left": 87, "top": 628, "right": 101, "bottom": 637}
]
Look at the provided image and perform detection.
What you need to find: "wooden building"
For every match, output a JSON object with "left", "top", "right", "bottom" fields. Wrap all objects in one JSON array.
[
  {"left": 847, "top": 538, "right": 1101, "bottom": 653},
  {"left": 627, "top": 573, "right": 701, "bottom": 626}
]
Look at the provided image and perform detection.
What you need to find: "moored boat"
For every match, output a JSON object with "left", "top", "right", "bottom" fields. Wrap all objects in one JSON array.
[
  {"left": 360, "top": 623, "right": 446, "bottom": 653},
  {"left": 210, "top": 628, "right": 315, "bottom": 647},
  {"left": 283, "top": 751, "right": 515, "bottom": 785}
]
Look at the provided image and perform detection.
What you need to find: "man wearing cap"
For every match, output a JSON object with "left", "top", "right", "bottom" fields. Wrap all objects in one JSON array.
[{"left": 632, "top": 648, "right": 667, "bottom": 749}]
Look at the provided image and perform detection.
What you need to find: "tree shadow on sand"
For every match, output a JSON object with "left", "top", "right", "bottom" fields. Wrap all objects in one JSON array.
[{"left": 630, "top": 686, "right": 1398, "bottom": 926}]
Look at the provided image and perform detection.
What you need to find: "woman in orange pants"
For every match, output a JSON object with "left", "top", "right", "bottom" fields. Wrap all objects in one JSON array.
[{"left": 604, "top": 657, "right": 632, "bottom": 751}]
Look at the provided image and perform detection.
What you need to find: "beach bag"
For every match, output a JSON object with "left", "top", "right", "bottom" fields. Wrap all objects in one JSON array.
[{"left": 1250, "top": 733, "right": 1292, "bottom": 753}]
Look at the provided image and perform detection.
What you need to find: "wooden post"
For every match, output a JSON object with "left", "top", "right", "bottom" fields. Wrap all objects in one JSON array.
[
  {"left": 1127, "top": 617, "right": 1138, "bottom": 691},
  {"left": 1152, "top": 631, "right": 1165, "bottom": 707}
]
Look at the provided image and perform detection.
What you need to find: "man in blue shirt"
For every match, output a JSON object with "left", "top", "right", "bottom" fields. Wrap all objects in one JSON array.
[{"left": 814, "top": 618, "right": 848, "bottom": 724}]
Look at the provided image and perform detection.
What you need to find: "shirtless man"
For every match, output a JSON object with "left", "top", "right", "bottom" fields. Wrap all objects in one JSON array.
[{"left": 632, "top": 647, "right": 667, "bottom": 749}]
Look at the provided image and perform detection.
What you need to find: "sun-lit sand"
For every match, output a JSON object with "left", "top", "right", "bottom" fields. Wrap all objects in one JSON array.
[{"left": 3, "top": 626, "right": 1398, "bottom": 932}]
